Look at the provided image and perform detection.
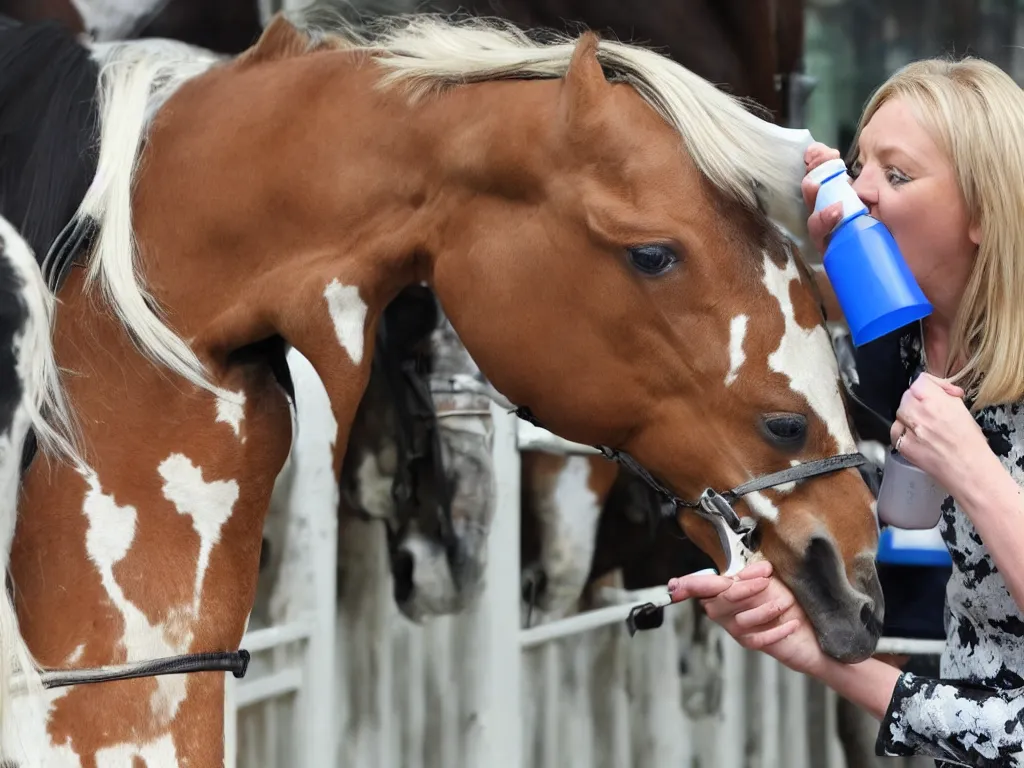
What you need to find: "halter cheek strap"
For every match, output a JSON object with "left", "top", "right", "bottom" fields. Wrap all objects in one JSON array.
[{"left": 514, "top": 406, "right": 868, "bottom": 577}]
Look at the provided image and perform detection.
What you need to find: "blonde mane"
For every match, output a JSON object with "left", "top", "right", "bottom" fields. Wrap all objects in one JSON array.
[{"left": 308, "top": 13, "right": 814, "bottom": 224}]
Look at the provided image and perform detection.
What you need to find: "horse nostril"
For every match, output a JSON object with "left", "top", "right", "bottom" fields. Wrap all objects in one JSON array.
[
  {"left": 860, "top": 600, "right": 883, "bottom": 636},
  {"left": 392, "top": 548, "right": 415, "bottom": 604}
]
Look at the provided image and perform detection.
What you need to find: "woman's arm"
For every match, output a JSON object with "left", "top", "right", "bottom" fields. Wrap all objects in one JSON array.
[
  {"left": 821, "top": 651, "right": 1024, "bottom": 765},
  {"left": 954, "top": 447, "right": 1024, "bottom": 614},
  {"left": 812, "top": 654, "right": 901, "bottom": 721},
  {"left": 672, "top": 564, "right": 1024, "bottom": 766}
]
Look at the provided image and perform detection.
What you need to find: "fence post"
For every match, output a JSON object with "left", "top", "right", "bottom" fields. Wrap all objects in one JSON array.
[{"left": 464, "top": 404, "right": 522, "bottom": 767}]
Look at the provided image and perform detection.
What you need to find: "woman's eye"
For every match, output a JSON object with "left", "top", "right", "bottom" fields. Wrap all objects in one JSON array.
[
  {"left": 886, "top": 167, "right": 911, "bottom": 187},
  {"left": 848, "top": 161, "right": 863, "bottom": 179}
]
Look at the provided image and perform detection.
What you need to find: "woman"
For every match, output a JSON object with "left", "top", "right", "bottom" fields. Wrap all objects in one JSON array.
[{"left": 670, "top": 57, "right": 1024, "bottom": 767}]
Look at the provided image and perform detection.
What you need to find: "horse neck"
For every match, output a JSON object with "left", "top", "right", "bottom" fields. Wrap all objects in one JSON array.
[
  {"left": 10, "top": 261, "right": 293, "bottom": 763},
  {"left": 129, "top": 53, "right": 559, "bottom": 475}
]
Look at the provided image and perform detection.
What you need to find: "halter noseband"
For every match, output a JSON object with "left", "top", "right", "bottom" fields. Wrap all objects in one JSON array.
[{"left": 513, "top": 405, "right": 868, "bottom": 579}]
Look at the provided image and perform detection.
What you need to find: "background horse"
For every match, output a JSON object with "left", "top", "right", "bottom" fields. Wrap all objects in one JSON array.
[
  {"left": 4, "top": 14, "right": 879, "bottom": 764},
  {"left": 0, "top": 0, "right": 263, "bottom": 52},
  {"left": 334, "top": 286, "right": 497, "bottom": 621},
  {"left": 0, "top": 214, "right": 80, "bottom": 736}
]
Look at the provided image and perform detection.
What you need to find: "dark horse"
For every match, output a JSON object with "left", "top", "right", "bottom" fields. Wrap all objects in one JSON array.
[{"left": 0, "top": 0, "right": 811, "bottom": 126}]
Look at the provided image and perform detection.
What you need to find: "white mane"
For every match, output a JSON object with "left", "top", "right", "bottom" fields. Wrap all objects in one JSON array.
[
  {"left": 312, "top": 14, "right": 814, "bottom": 225},
  {"left": 75, "top": 38, "right": 226, "bottom": 397}
]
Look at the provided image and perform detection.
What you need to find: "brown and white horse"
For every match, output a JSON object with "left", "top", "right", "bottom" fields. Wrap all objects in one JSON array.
[
  {"left": 6, "top": 15, "right": 880, "bottom": 764},
  {"left": 0, "top": 216, "right": 81, "bottom": 747}
]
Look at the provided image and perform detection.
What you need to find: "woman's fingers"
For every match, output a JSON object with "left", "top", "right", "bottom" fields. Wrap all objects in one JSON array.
[
  {"left": 700, "top": 577, "right": 772, "bottom": 620},
  {"left": 667, "top": 572, "right": 735, "bottom": 603},
  {"left": 740, "top": 619, "right": 801, "bottom": 650},
  {"left": 801, "top": 143, "right": 842, "bottom": 210},
  {"left": 806, "top": 202, "right": 843, "bottom": 254},
  {"left": 734, "top": 590, "right": 796, "bottom": 629},
  {"left": 721, "top": 576, "right": 772, "bottom": 603}
]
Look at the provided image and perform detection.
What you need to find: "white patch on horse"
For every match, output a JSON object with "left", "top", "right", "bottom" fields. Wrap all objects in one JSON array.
[
  {"left": 725, "top": 314, "right": 748, "bottom": 386},
  {"left": 64, "top": 644, "right": 86, "bottom": 666},
  {"left": 4, "top": 687, "right": 79, "bottom": 766},
  {"left": 395, "top": 532, "right": 458, "bottom": 617},
  {"left": 744, "top": 491, "right": 779, "bottom": 522},
  {"left": 94, "top": 732, "right": 177, "bottom": 767},
  {"left": 536, "top": 456, "right": 603, "bottom": 616},
  {"left": 772, "top": 459, "right": 802, "bottom": 495},
  {"left": 355, "top": 450, "right": 396, "bottom": 522},
  {"left": 158, "top": 454, "right": 239, "bottom": 613},
  {"left": 761, "top": 252, "right": 856, "bottom": 453},
  {"left": 323, "top": 279, "right": 368, "bottom": 365},
  {"left": 214, "top": 388, "right": 246, "bottom": 441},
  {"left": 80, "top": 468, "right": 192, "bottom": 724}
]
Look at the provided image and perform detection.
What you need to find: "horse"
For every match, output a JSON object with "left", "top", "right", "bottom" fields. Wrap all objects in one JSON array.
[
  {"left": 336, "top": 285, "right": 498, "bottom": 620},
  {"left": 4, "top": 0, "right": 820, "bottom": 635},
  {"left": 0, "top": 215, "right": 81, "bottom": 741},
  {"left": 4, "top": 13, "right": 881, "bottom": 763}
]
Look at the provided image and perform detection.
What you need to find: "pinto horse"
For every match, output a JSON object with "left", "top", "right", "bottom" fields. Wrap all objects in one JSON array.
[
  {"left": 0, "top": 215, "right": 81, "bottom": 743},
  {"left": 5, "top": 14, "right": 880, "bottom": 763}
]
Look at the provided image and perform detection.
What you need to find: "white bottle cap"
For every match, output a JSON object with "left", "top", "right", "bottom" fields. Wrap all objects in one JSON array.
[{"left": 807, "top": 157, "right": 867, "bottom": 228}]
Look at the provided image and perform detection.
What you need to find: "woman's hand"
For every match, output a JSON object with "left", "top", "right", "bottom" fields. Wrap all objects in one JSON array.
[
  {"left": 801, "top": 142, "right": 845, "bottom": 256},
  {"left": 668, "top": 560, "right": 827, "bottom": 677},
  {"left": 891, "top": 372, "right": 991, "bottom": 498}
]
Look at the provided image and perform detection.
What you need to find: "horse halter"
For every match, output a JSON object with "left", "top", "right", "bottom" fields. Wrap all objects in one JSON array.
[{"left": 512, "top": 406, "right": 868, "bottom": 578}]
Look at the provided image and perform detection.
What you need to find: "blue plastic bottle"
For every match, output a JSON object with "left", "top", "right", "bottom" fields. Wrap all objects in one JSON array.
[{"left": 809, "top": 158, "right": 932, "bottom": 346}]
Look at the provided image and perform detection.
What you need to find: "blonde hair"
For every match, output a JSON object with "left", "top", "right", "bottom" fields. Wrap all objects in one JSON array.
[{"left": 850, "top": 57, "right": 1024, "bottom": 410}]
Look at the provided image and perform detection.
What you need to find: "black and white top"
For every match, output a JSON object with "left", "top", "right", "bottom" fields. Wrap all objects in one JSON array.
[{"left": 853, "top": 327, "right": 1024, "bottom": 767}]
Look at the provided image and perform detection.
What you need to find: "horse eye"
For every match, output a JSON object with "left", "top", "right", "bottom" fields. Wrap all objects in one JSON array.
[
  {"left": 627, "top": 244, "right": 679, "bottom": 276},
  {"left": 760, "top": 412, "right": 807, "bottom": 449}
]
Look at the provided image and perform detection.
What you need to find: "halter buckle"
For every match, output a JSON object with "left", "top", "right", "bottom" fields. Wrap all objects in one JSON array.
[{"left": 696, "top": 489, "right": 754, "bottom": 577}]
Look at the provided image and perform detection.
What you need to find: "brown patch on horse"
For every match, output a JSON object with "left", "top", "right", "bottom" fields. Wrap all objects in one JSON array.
[{"left": 585, "top": 455, "right": 619, "bottom": 500}]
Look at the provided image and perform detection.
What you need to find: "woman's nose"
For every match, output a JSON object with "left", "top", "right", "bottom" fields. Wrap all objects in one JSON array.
[{"left": 850, "top": 170, "right": 879, "bottom": 211}]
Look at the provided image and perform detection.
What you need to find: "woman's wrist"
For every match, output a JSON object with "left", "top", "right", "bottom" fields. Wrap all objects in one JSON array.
[{"left": 807, "top": 654, "right": 903, "bottom": 721}]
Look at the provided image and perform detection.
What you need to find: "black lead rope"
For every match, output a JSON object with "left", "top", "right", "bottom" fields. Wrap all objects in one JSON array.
[{"left": 37, "top": 650, "right": 250, "bottom": 691}]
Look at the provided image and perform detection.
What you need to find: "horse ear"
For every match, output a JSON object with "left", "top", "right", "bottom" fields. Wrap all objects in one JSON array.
[
  {"left": 239, "top": 14, "right": 311, "bottom": 65},
  {"left": 561, "top": 31, "right": 608, "bottom": 120}
]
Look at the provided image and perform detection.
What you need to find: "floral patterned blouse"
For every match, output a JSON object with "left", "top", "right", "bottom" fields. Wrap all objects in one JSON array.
[{"left": 860, "top": 327, "right": 1024, "bottom": 767}]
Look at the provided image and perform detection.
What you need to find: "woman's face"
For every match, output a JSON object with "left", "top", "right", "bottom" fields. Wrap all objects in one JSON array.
[{"left": 850, "top": 97, "right": 979, "bottom": 317}]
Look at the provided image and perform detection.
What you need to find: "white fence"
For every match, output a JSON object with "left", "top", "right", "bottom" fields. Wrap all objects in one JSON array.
[{"left": 226, "top": 357, "right": 943, "bottom": 767}]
